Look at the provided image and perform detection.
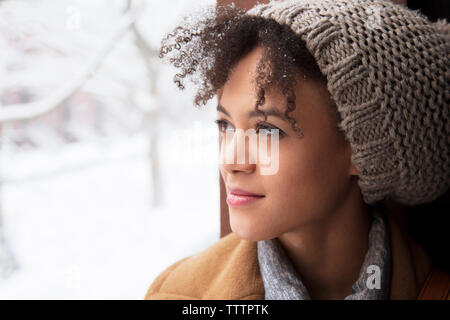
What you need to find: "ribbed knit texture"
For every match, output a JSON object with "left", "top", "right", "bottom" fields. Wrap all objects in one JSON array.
[{"left": 247, "top": 0, "right": 449, "bottom": 206}]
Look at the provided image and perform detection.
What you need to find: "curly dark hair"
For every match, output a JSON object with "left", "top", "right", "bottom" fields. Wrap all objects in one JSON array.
[
  {"left": 159, "top": 3, "right": 450, "bottom": 273},
  {"left": 159, "top": 4, "right": 339, "bottom": 138}
]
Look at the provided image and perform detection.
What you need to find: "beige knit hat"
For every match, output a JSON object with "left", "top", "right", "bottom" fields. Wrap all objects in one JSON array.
[{"left": 246, "top": 0, "right": 450, "bottom": 206}]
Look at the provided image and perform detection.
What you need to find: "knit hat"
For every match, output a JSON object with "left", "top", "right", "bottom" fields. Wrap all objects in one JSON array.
[{"left": 246, "top": 0, "right": 449, "bottom": 206}]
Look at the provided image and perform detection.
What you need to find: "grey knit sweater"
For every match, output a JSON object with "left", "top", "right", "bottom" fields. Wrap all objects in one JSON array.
[{"left": 257, "top": 205, "right": 391, "bottom": 299}]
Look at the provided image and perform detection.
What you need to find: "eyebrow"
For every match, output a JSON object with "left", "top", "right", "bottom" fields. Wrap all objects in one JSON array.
[{"left": 217, "top": 103, "right": 287, "bottom": 121}]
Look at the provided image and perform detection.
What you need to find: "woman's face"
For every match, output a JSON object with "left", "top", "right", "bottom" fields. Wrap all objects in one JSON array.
[{"left": 217, "top": 46, "right": 358, "bottom": 241}]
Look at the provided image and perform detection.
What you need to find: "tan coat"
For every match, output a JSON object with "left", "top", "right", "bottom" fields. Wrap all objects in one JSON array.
[{"left": 145, "top": 207, "right": 447, "bottom": 300}]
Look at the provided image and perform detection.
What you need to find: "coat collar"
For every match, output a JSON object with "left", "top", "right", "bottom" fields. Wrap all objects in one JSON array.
[{"left": 146, "top": 204, "right": 432, "bottom": 300}]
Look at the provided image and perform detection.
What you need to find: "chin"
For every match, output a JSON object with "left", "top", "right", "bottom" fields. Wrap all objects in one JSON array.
[{"left": 229, "top": 218, "right": 274, "bottom": 242}]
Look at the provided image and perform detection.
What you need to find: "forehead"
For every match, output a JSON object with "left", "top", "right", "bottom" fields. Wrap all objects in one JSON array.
[
  {"left": 217, "top": 46, "right": 287, "bottom": 114},
  {"left": 219, "top": 51, "right": 304, "bottom": 102},
  {"left": 217, "top": 46, "right": 338, "bottom": 131}
]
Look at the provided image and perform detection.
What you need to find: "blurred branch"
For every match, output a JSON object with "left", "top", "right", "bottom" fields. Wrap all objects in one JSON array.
[
  {"left": 126, "top": 0, "right": 159, "bottom": 112},
  {"left": 127, "top": 0, "right": 162, "bottom": 207},
  {"left": 131, "top": 23, "right": 159, "bottom": 113},
  {"left": 0, "top": 4, "right": 144, "bottom": 124}
]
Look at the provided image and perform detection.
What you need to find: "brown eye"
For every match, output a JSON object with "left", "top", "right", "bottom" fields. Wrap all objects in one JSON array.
[
  {"left": 256, "top": 122, "right": 286, "bottom": 138},
  {"left": 214, "top": 119, "right": 233, "bottom": 133}
]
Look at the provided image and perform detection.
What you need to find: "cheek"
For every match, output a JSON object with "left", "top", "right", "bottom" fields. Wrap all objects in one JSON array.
[{"left": 263, "top": 143, "right": 350, "bottom": 218}]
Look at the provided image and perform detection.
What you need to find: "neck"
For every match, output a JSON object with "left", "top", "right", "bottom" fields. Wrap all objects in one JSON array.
[{"left": 277, "top": 183, "right": 371, "bottom": 300}]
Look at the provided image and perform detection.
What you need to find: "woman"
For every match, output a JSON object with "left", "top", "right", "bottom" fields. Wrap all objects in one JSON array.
[{"left": 145, "top": 0, "right": 449, "bottom": 299}]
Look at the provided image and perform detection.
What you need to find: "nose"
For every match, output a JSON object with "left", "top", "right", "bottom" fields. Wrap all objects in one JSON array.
[
  {"left": 222, "top": 160, "right": 256, "bottom": 175},
  {"left": 220, "top": 129, "right": 257, "bottom": 175}
]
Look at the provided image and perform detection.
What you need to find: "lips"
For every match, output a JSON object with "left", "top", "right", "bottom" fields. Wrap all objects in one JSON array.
[
  {"left": 226, "top": 187, "right": 265, "bottom": 206},
  {"left": 227, "top": 187, "right": 265, "bottom": 197}
]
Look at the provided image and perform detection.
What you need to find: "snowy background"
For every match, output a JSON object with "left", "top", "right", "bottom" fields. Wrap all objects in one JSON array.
[{"left": 0, "top": 0, "right": 221, "bottom": 299}]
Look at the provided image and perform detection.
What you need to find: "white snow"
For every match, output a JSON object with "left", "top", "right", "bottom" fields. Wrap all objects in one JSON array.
[
  {"left": 0, "top": 129, "right": 220, "bottom": 299},
  {"left": 0, "top": 0, "right": 221, "bottom": 299}
]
